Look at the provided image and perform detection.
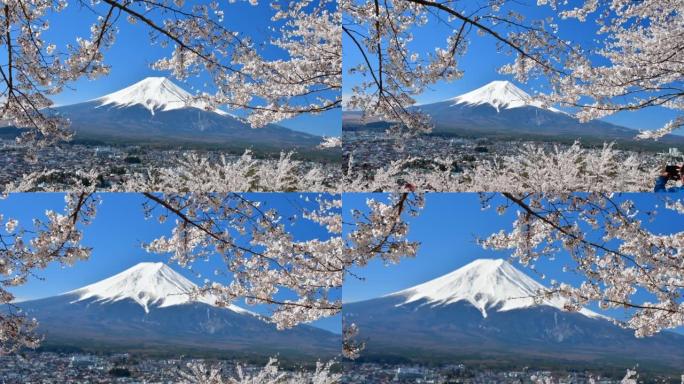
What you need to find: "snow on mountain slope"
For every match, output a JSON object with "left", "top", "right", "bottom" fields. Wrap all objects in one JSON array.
[
  {"left": 390, "top": 258, "right": 603, "bottom": 319},
  {"left": 94, "top": 77, "right": 229, "bottom": 116},
  {"left": 67, "top": 262, "right": 252, "bottom": 315},
  {"left": 451, "top": 80, "right": 561, "bottom": 113}
]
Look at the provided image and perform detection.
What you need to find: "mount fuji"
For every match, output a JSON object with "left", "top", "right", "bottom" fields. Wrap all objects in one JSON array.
[
  {"left": 448, "top": 80, "right": 563, "bottom": 113},
  {"left": 344, "top": 80, "right": 684, "bottom": 150},
  {"left": 344, "top": 259, "right": 684, "bottom": 373},
  {"left": 47, "top": 77, "right": 326, "bottom": 153},
  {"left": 12, "top": 262, "right": 339, "bottom": 359}
]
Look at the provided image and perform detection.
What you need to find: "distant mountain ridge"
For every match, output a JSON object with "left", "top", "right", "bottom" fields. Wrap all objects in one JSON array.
[
  {"left": 57, "top": 77, "right": 324, "bottom": 151},
  {"left": 0, "top": 77, "right": 335, "bottom": 156},
  {"left": 12, "top": 263, "right": 339, "bottom": 359},
  {"left": 343, "top": 81, "right": 684, "bottom": 151},
  {"left": 345, "top": 259, "right": 684, "bottom": 374}
]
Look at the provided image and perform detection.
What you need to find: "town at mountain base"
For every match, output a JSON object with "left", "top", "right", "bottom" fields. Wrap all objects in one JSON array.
[{"left": 344, "top": 259, "right": 684, "bottom": 374}]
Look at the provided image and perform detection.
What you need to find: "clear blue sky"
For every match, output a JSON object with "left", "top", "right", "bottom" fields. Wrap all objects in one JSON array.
[
  {"left": 2, "top": 193, "right": 340, "bottom": 333},
  {"left": 44, "top": 2, "right": 339, "bottom": 137},
  {"left": 342, "top": 2, "right": 681, "bottom": 134},
  {"left": 343, "top": 193, "right": 684, "bottom": 333}
]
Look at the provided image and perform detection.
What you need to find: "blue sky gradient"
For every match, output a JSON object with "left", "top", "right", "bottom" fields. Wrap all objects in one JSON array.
[
  {"left": 342, "top": 2, "right": 681, "bottom": 133},
  {"left": 45, "top": 2, "right": 339, "bottom": 136},
  {"left": 2, "top": 193, "right": 340, "bottom": 333},
  {"left": 343, "top": 193, "right": 684, "bottom": 333}
]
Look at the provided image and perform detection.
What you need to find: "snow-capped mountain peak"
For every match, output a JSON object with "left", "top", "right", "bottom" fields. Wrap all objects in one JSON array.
[
  {"left": 391, "top": 258, "right": 603, "bottom": 319},
  {"left": 67, "top": 262, "right": 252, "bottom": 315},
  {"left": 451, "top": 80, "right": 560, "bottom": 113},
  {"left": 94, "top": 76, "right": 229, "bottom": 116}
]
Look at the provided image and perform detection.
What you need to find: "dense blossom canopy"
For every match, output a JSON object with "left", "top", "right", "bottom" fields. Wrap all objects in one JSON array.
[
  {"left": 0, "top": 192, "right": 420, "bottom": 354},
  {"left": 343, "top": 0, "right": 684, "bottom": 138},
  {"left": 0, "top": 0, "right": 340, "bottom": 159}
]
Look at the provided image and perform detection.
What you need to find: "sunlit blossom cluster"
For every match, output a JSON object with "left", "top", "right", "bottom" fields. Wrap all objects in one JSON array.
[
  {"left": 2, "top": 150, "right": 340, "bottom": 193},
  {"left": 178, "top": 358, "right": 340, "bottom": 383},
  {"left": 345, "top": 142, "right": 659, "bottom": 193}
]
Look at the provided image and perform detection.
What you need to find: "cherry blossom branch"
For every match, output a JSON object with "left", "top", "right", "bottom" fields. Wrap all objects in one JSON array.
[
  {"left": 0, "top": 192, "right": 98, "bottom": 354},
  {"left": 481, "top": 193, "right": 684, "bottom": 337},
  {"left": 343, "top": 0, "right": 567, "bottom": 134}
]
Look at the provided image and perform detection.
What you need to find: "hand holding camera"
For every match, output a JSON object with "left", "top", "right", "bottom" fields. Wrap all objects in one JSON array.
[{"left": 662, "top": 164, "right": 684, "bottom": 181}]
